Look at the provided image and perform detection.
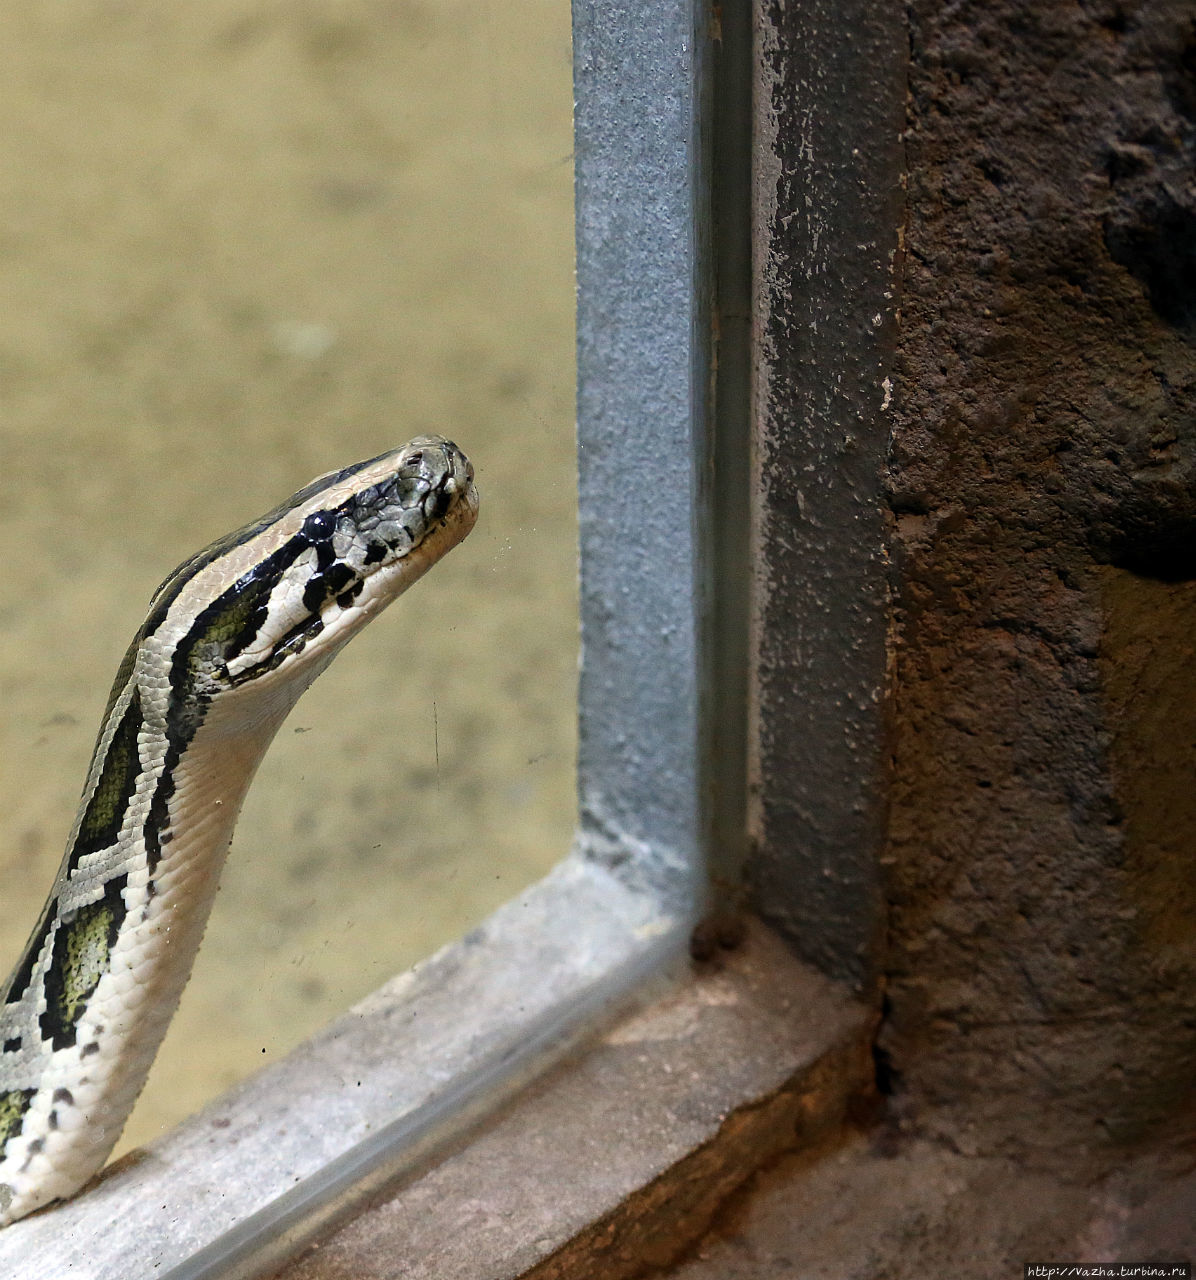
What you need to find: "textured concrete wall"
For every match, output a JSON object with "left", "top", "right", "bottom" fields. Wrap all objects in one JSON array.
[{"left": 881, "top": 0, "right": 1196, "bottom": 1151}]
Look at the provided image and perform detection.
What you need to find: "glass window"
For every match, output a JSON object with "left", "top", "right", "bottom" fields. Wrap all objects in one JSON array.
[
  {"left": 0, "top": 2, "right": 717, "bottom": 1271},
  {"left": 0, "top": 0, "right": 577, "bottom": 1152}
]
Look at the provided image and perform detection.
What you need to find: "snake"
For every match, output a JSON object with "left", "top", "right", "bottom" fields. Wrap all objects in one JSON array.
[{"left": 0, "top": 435, "right": 478, "bottom": 1226}]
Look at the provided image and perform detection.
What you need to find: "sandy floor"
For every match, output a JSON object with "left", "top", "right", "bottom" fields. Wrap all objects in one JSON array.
[{"left": 0, "top": 1, "right": 577, "bottom": 1154}]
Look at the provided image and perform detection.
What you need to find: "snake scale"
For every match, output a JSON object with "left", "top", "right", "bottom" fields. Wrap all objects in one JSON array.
[{"left": 0, "top": 435, "right": 478, "bottom": 1226}]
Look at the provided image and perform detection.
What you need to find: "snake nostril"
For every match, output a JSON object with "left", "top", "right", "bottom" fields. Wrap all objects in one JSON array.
[{"left": 423, "top": 490, "right": 447, "bottom": 520}]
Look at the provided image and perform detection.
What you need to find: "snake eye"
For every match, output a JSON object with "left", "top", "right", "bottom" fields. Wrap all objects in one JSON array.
[{"left": 302, "top": 510, "right": 337, "bottom": 541}]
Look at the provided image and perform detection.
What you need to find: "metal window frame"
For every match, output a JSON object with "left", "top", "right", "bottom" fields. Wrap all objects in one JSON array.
[{"left": 0, "top": 3, "right": 739, "bottom": 1276}]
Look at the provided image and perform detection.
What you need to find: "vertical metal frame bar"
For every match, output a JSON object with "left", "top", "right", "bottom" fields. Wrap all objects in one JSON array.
[
  {"left": 702, "top": 0, "right": 755, "bottom": 914},
  {"left": 572, "top": 0, "right": 712, "bottom": 909}
]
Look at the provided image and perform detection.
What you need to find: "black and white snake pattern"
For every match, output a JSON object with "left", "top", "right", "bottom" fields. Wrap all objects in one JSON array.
[{"left": 0, "top": 436, "right": 478, "bottom": 1225}]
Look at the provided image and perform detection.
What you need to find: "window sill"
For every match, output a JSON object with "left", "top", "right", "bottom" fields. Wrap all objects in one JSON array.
[
  {"left": 273, "top": 922, "right": 873, "bottom": 1280},
  {"left": 0, "top": 854, "right": 684, "bottom": 1278},
  {"left": 0, "top": 859, "right": 872, "bottom": 1279}
]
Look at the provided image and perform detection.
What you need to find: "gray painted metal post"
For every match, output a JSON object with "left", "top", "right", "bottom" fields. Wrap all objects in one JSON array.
[{"left": 572, "top": 0, "right": 712, "bottom": 908}]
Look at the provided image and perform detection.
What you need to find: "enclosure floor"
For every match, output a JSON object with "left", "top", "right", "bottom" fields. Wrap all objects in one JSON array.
[{"left": 662, "top": 1123, "right": 1196, "bottom": 1279}]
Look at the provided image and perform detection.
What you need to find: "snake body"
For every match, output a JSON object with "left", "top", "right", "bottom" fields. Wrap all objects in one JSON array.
[{"left": 0, "top": 436, "right": 478, "bottom": 1226}]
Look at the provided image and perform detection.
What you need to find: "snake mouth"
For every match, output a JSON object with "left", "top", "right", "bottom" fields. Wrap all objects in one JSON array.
[
  {"left": 345, "top": 439, "right": 476, "bottom": 571},
  {"left": 253, "top": 466, "right": 478, "bottom": 677},
  {"left": 317, "top": 437, "right": 477, "bottom": 610},
  {"left": 218, "top": 437, "right": 478, "bottom": 689}
]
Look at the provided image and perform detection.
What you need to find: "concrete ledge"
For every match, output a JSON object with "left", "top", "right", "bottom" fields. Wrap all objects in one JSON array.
[
  {"left": 0, "top": 856, "right": 691, "bottom": 1280},
  {"left": 277, "top": 924, "right": 875, "bottom": 1280}
]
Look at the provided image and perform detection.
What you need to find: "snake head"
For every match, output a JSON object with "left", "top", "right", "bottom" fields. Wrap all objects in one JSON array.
[{"left": 142, "top": 436, "right": 478, "bottom": 708}]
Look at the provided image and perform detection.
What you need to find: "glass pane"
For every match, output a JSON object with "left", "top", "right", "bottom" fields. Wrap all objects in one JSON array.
[{"left": 0, "top": 0, "right": 576, "bottom": 1156}]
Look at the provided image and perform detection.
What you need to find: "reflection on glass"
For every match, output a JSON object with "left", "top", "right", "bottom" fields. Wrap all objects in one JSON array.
[{"left": 0, "top": 1, "right": 576, "bottom": 1153}]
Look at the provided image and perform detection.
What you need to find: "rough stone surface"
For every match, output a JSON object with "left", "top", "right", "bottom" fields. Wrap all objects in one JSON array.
[
  {"left": 660, "top": 1121, "right": 1196, "bottom": 1279},
  {"left": 881, "top": 0, "right": 1196, "bottom": 1153}
]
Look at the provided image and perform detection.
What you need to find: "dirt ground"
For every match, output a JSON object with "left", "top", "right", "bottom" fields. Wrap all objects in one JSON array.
[
  {"left": 663, "top": 1124, "right": 1196, "bottom": 1279},
  {"left": 0, "top": 0, "right": 577, "bottom": 1154}
]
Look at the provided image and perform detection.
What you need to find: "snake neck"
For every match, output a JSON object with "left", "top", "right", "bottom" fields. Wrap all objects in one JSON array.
[
  {"left": 0, "top": 436, "right": 477, "bottom": 1227},
  {"left": 0, "top": 665, "right": 298, "bottom": 1225}
]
